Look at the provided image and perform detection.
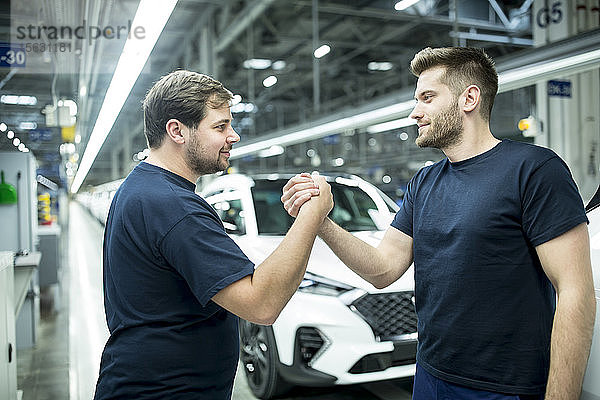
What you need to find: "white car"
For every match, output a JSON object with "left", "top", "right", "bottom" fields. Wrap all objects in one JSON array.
[
  {"left": 200, "top": 173, "right": 418, "bottom": 399},
  {"left": 582, "top": 185, "right": 600, "bottom": 400}
]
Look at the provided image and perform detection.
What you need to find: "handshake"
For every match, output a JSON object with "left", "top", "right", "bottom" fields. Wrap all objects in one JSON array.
[{"left": 280, "top": 172, "right": 333, "bottom": 221}]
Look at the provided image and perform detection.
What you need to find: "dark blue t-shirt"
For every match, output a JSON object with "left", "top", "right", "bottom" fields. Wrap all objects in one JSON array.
[
  {"left": 94, "top": 162, "right": 255, "bottom": 400},
  {"left": 392, "top": 140, "right": 588, "bottom": 395}
]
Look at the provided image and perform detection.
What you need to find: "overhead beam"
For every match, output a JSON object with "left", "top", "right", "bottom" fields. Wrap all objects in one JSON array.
[
  {"left": 487, "top": 0, "right": 511, "bottom": 28},
  {"left": 449, "top": 31, "right": 533, "bottom": 46},
  {"left": 293, "top": 1, "right": 528, "bottom": 33},
  {"left": 215, "top": 0, "right": 277, "bottom": 53}
]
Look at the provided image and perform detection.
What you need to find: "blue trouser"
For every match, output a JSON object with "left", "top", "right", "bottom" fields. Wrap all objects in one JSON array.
[{"left": 412, "top": 364, "right": 545, "bottom": 400}]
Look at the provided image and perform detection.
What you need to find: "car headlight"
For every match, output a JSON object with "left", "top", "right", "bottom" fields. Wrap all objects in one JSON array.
[{"left": 298, "top": 272, "right": 354, "bottom": 296}]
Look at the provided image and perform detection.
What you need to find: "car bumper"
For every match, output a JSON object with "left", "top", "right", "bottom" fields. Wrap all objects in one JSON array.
[{"left": 272, "top": 291, "right": 417, "bottom": 385}]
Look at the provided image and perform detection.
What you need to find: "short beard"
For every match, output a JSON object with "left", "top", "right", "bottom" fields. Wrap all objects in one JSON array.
[
  {"left": 185, "top": 134, "right": 228, "bottom": 176},
  {"left": 415, "top": 101, "right": 463, "bottom": 149}
]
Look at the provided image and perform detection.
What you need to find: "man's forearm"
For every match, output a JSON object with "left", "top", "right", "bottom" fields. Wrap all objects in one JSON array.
[
  {"left": 318, "top": 218, "right": 408, "bottom": 289},
  {"left": 251, "top": 206, "right": 325, "bottom": 322},
  {"left": 545, "top": 289, "right": 596, "bottom": 399}
]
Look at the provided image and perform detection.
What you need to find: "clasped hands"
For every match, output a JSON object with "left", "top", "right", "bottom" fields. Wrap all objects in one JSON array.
[{"left": 281, "top": 172, "right": 333, "bottom": 220}]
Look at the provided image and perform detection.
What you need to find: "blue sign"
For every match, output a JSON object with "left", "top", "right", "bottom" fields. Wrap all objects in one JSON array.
[
  {"left": 29, "top": 128, "right": 53, "bottom": 142},
  {"left": 548, "top": 80, "right": 571, "bottom": 97},
  {"left": 0, "top": 43, "right": 26, "bottom": 68},
  {"left": 322, "top": 134, "right": 340, "bottom": 145}
]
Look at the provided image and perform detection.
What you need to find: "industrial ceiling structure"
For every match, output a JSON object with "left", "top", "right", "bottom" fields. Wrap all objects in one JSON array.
[{"left": 0, "top": 0, "right": 598, "bottom": 197}]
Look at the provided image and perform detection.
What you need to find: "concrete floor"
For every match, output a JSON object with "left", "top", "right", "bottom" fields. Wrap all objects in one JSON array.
[{"left": 15, "top": 201, "right": 413, "bottom": 399}]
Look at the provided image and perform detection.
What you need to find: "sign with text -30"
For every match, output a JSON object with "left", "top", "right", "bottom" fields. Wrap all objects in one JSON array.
[{"left": 0, "top": 43, "right": 26, "bottom": 68}]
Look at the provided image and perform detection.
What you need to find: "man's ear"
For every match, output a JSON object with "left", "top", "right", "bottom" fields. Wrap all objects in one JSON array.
[
  {"left": 461, "top": 85, "right": 481, "bottom": 113},
  {"left": 165, "top": 119, "right": 185, "bottom": 144}
]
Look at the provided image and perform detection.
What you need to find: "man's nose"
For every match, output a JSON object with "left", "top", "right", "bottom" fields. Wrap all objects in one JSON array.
[
  {"left": 228, "top": 127, "right": 240, "bottom": 143},
  {"left": 409, "top": 106, "right": 422, "bottom": 120}
]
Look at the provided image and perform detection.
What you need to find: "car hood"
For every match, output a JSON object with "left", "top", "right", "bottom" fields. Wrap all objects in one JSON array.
[{"left": 233, "top": 231, "right": 415, "bottom": 293}]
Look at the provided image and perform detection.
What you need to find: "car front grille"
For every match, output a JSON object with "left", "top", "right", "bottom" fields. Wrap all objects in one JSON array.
[{"left": 350, "top": 292, "right": 417, "bottom": 341}]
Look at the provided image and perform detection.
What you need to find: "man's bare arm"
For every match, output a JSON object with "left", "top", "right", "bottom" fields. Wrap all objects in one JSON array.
[
  {"left": 212, "top": 175, "right": 332, "bottom": 325},
  {"left": 318, "top": 218, "right": 413, "bottom": 289},
  {"left": 537, "top": 223, "right": 596, "bottom": 399}
]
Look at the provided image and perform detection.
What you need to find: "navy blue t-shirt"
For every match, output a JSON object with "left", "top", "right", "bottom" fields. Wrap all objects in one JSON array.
[
  {"left": 392, "top": 140, "right": 588, "bottom": 395},
  {"left": 94, "top": 162, "right": 255, "bottom": 400}
]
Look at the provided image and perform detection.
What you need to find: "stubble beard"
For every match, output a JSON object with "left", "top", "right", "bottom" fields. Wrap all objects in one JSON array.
[
  {"left": 185, "top": 134, "right": 229, "bottom": 176},
  {"left": 415, "top": 102, "right": 463, "bottom": 149}
]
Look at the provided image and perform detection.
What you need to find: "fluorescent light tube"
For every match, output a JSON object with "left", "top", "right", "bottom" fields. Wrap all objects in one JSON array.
[
  {"left": 258, "top": 145, "right": 285, "bottom": 158},
  {"left": 367, "top": 117, "right": 416, "bottom": 133},
  {"left": 230, "top": 99, "right": 416, "bottom": 158},
  {"left": 19, "top": 122, "right": 37, "bottom": 130},
  {"left": 1, "top": 95, "right": 37, "bottom": 105},
  {"left": 71, "top": 0, "right": 179, "bottom": 194},
  {"left": 498, "top": 49, "right": 600, "bottom": 92},
  {"left": 395, "top": 0, "right": 421, "bottom": 11}
]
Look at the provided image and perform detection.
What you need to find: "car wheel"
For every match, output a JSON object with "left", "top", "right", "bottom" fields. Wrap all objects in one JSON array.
[{"left": 239, "top": 319, "right": 291, "bottom": 399}]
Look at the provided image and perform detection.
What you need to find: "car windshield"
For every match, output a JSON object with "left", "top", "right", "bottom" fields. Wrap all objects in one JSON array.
[{"left": 251, "top": 179, "right": 379, "bottom": 235}]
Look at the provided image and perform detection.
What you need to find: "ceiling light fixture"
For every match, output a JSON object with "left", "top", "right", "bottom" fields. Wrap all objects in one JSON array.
[
  {"left": 71, "top": 0, "right": 179, "bottom": 194},
  {"left": 0, "top": 123, "right": 6, "bottom": 132},
  {"left": 272, "top": 60, "right": 286, "bottom": 70},
  {"left": 314, "top": 44, "right": 331, "bottom": 59},
  {"left": 231, "top": 94, "right": 242, "bottom": 106},
  {"left": 243, "top": 58, "right": 272, "bottom": 70},
  {"left": 13, "top": 138, "right": 20, "bottom": 146},
  {"left": 231, "top": 102, "right": 255, "bottom": 113},
  {"left": 366, "top": 117, "right": 416, "bottom": 133},
  {"left": 1, "top": 95, "right": 38, "bottom": 106},
  {"left": 368, "top": 61, "right": 394, "bottom": 71},
  {"left": 263, "top": 75, "right": 278, "bottom": 88},
  {"left": 394, "top": 0, "right": 421, "bottom": 11},
  {"left": 258, "top": 145, "right": 285, "bottom": 158},
  {"left": 333, "top": 157, "right": 344, "bottom": 167},
  {"left": 19, "top": 122, "right": 37, "bottom": 130},
  {"left": 7, "top": 130, "right": 14, "bottom": 139}
]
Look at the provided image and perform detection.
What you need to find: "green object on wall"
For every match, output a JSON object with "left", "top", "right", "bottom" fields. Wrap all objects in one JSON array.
[{"left": 0, "top": 170, "right": 18, "bottom": 204}]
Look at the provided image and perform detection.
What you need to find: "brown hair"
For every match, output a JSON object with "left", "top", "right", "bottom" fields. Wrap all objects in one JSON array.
[
  {"left": 142, "top": 70, "right": 233, "bottom": 148},
  {"left": 410, "top": 47, "right": 498, "bottom": 121}
]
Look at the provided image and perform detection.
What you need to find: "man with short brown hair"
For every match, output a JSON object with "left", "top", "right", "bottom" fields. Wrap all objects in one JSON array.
[{"left": 94, "top": 70, "right": 333, "bottom": 399}]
